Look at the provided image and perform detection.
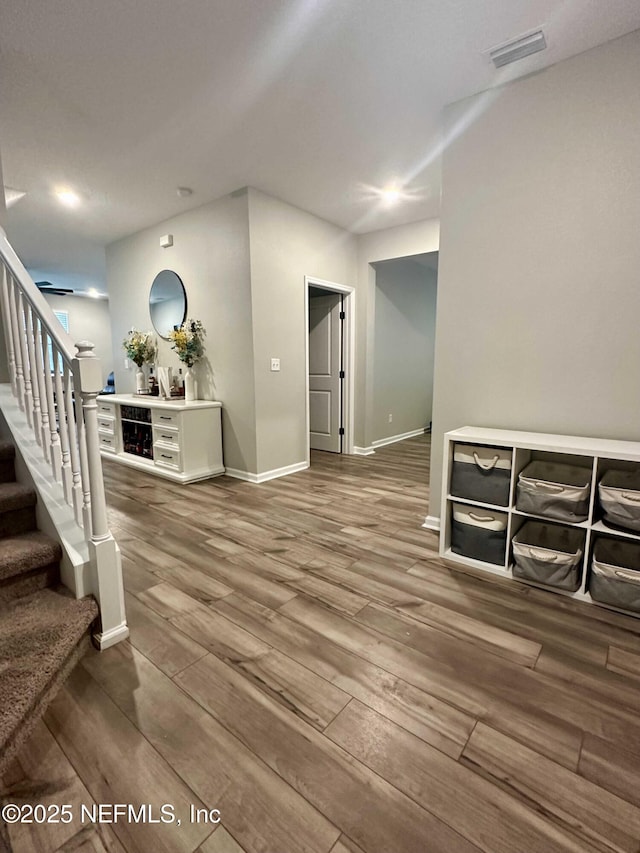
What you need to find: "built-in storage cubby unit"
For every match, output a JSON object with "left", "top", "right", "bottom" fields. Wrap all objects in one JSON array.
[
  {"left": 440, "top": 427, "right": 640, "bottom": 618},
  {"left": 120, "top": 404, "right": 153, "bottom": 460},
  {"left": 97, "top": 394, "right": 224, "bottom": 483}
]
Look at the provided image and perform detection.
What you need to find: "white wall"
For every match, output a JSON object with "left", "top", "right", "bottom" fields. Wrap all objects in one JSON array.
[
  {"left": 247, "top": 188, "right": 357, "bottom": 474},
  {"left": 0, "top": 153, "right": 6, "bottom": 229},
  {"left": 430, "top": 29, "right": 640, "bottom": 515},
  {"left": 356, "top": 219, "right": 440, "bottom": 449},
  {"left": 105, "top": 186, "right": 441, "bottom": 478},
  {"left": 106, "top": 191, "right": 257, "bottom": 473},
  {"left": 372, "top": 257, "right": 437, "bottom": 442},
  {"left": 41, "top": 293, "right": 114, "bottom": 385}
]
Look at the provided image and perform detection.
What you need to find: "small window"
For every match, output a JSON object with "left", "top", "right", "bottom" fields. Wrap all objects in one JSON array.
[{"left": 49, "top": 310, "right": 69, "bottom": 372}]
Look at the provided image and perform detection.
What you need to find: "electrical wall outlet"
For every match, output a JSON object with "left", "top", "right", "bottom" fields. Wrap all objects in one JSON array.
[{"left": 271, "top": 358, "right": 281, "bottom": 372}]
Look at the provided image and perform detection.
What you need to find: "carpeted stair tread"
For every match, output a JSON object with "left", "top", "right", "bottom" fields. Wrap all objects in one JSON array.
[
  {"left": 0, "top": 531, "right": 62, "bottom": 583},
  {"left": 0, "top": 588, "right": 98, "bottom": 764},
  {"left": 0, "top": 482, "right": 37, "bottom": 513}
]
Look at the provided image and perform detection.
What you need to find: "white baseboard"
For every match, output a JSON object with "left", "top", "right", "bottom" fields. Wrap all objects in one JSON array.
[
  {"left": 372, "top": 427, "right": 427, "bottom": 449},
  {"left": 225, "top": 460, "right": 309, "bottom": 484},
  {"left": 93, "top": 622, "right": 130, "bottom": 650},
  {"left": 224, "top": 467, "right": 255, "bottom": 482},
  {"left": 422, "top": 515, "right": 441, "bottom": 532},
  {"left": 352, "top": 445, "right": 376, "bottom": 456}
]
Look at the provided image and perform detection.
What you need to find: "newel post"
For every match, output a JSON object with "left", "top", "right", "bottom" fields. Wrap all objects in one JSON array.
[{"left": 73, "top": 341, "right": 128, "bottom": 649}]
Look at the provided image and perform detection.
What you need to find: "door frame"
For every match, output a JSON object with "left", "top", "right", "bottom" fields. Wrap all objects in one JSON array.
[{"left": 304, "top": 276, "right": 355, "bottom": 463}]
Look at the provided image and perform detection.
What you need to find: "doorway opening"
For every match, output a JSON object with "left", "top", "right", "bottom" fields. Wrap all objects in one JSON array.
[
  {"left": 305, "top": 276, "right": 355, "bottom": 464},
  {"left": 369, "top": 252, "right": 438, "bottom": 453}
]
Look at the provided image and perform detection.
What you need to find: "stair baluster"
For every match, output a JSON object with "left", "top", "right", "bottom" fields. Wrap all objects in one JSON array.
[
  {"left": 23, "top": 300, "right": 45, "bottom": 451},
  {"left": 40, "top": 324, "right": 63, "bottom": 481},
  {"left": 63, "top": 363, "right": 84, "bottom": 529},
  {"left": 32, "top": 313, "right": 52, "bottom": 463},
  {"left": 7, "top": 275, "right": 26, "bottom": 414},
  {"left": 53, "top": 348, "right": 74, "bottom": 506},
  {"left": 0, "top": 266, "right": 18, "bottom": 400}
]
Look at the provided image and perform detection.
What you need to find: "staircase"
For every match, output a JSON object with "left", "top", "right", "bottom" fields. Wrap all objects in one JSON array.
[{"left": 0, "top": 439, "right": 98, "bottom": 774}]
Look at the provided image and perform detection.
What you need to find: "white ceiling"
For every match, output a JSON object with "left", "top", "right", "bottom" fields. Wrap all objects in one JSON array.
[{"left": 1, "top": 0, "right": 639, "bottom": 293}]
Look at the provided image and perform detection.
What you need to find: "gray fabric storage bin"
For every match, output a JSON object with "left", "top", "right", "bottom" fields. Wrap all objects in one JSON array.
[
  {"left": 450, "top": 444, "right": 511, "bottom": 506},
  {"left": 599, "top": 469, "right": 640, "bottom": 532},
  {"left": 516, "top": 461, "right": 591, "bottom": 523},
  {"left": 512, "top": 521, "right": 584, "bottom": 591},
  {"left": 589, "top": 538, "right": 640, "bottom": 612},
  {"left": 451, "top": 503, "right": 507, "bottom": 566}
]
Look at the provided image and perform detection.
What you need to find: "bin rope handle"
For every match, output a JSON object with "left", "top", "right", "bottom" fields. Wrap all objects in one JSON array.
[
  {"left": 621, "top": 492, "right": 640, "bottom": 502},
  {"left": 533, "top": 481, "right": 565, "bottom": 493},
  {"left": 468, "top": 512, "right": 496, "bottom": 523},
  {"left": 614, "top": 570, "right": 640, "bottom": 584},
  {"left": 528, "top": 548, "right": 557, "bottom": 562},
  {"left": 473, "top": 451, "right": 500, "bottom": 471}
]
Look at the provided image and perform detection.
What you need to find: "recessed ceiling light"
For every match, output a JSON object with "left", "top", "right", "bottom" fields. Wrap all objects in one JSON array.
[
  {"left": 55, "top": 188, "right": 81, "bottom": 207},
  {"left": 359, "top": 181, "right": 424, "bottom": 209},
  {"left": 4, "top": 186, "right": 27, "bottom": 208},
  {"left": 381, "top": 187, "right": 402, "bottom": 204},
  {"left": 177, "top": 187, "right": 193, "bottom": 198}
]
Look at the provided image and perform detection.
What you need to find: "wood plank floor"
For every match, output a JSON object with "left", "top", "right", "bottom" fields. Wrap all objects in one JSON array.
[{"left": 4, "top": 434, "right": 640, "bottom": 852}]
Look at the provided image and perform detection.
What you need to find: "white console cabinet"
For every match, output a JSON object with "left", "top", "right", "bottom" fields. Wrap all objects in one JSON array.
[
  {"left": 440, "top": 426, "right": 640, "bottom": 618},
  {"left": 97, "top": 394, "right": 224, "bottom": 483}
]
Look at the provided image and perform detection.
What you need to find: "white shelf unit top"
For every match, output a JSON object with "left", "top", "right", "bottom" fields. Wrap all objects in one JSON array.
[
  {"left": 447, "top": 426, "right": 640, "bottom": 463},
  {"left": 103, "top": 393, "right": 222, "bottom": 412}
]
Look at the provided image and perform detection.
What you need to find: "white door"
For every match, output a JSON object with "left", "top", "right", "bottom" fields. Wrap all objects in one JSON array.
[{"left": 309, "top": 293, "right": 343, "bottom": 452}]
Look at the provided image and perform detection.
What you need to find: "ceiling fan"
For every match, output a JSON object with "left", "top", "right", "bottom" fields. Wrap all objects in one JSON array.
[{"left": 35, "top": 281, "right": 74, "bottom": 296}]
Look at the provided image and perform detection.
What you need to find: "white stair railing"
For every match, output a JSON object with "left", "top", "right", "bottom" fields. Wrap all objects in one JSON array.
[{"left": 0, "top": 227, "right": 127, "bottom": 650}]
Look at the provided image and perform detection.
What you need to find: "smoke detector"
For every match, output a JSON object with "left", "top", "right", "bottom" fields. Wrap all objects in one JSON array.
[{"left": 488, "top": 29, "right": 547, "bottom": 68}]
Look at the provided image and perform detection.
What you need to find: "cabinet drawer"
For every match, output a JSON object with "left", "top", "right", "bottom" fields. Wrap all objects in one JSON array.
[
  {"left": 99, "top": 434, "right": 117, "bottom": 452},
  {"left": 98, "top": 416, "right": 115, "bottom": 435},
  {"left": 153, "top": 425, "right": 180, "bottom": 448},
  {"left": 155, "top": 447, "right": 181, "bottom": 470},
  {"left": 98, "top": 401, "right": 115, "bottom": 416},
  {"left": 153, "top": 410, "right": 180, "bottom": 428}
]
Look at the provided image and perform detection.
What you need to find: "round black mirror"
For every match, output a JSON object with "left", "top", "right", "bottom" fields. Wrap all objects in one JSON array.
[{"left": 149, "top": 270, "right": 187, "bottom": 339}]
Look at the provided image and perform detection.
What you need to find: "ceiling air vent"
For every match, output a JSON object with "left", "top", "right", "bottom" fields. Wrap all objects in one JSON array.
[{"left": 489, "top": 29, "right": 547, "bottom": 68}]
